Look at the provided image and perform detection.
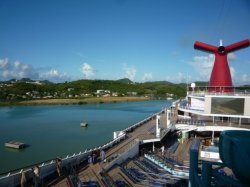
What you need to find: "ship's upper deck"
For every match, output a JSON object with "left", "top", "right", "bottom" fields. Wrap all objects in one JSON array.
[
  {"left": 178, "top": 86, "right": 250, "bottom": 118},
  {"left": 172, "top": 86, "right": 250, "bottom": 132},
  {"left": 187, "top": 87, "right": 250, "bottom": 98}
]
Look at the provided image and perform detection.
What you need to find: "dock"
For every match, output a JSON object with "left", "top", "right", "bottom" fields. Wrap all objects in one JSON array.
[{"left": 5, "top": 141, "right": 26, "bottom": 149}]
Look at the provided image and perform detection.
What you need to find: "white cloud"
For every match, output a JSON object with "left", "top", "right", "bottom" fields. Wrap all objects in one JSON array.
[
  {"left": 39, "top": 69, "right": 69, "bottom": 82},
  {"left": 241, "top": 73, "right": 248, "bottom": 82},
  {"left": 176, "top": 72, "right": 186, "bottom": 83},
  {"left": 81, "top": 63, "right": 94, "bottom": 79},
  {"left": 190, "top": 53, "right": 237, "bottom": 81},
  {"left": 191, "top": 53, "right": 237, "bottom": 81},
  {"left": 233, "top": 73, "right": 250, "bottom": 85},
  {"left": 123, "top": 64, "right": 136, "bottom": 81},
  {"left": 14, "top": 61, "right": 39, "bottom": 79},
  {"left": 0, "top": 59, "right": 39, "bottom": 80},
  {"left": 165, "top": 72, "right": 188, "bottom": 83},
  {"left": 0, "top": 58, "right": 10, "bottom": 70},
  {"left": 228, "top": 53, "right": 237, "bottom": 61},
  {"left": 142, "top": 73, "right": 152, "bottom": 82},
  {"left": 2, "top": 70, "right": 13, "bottom": 78},
  {"left": 191, "top": 54, "right": 214, "bottom": 81},
  {"left": 0, "top": 58, "right": 69, "bottom": 82},
  {"left": 189, "top": 53, "right": 250, "bottom": 85},
  {"left": 230, "top": 67, "right": 235, "bottom": 79}
]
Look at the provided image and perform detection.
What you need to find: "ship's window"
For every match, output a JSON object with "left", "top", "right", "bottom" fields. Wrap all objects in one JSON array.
[
  {"left": 178, "top": 110, "right": 184, "bottom": 115},
  {"left": 211, "top": 98, "right": 244, "bottom": 115}
]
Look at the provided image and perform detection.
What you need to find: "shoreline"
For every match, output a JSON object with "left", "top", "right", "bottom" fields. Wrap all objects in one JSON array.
[{"left": 0, "top": 96, "right": 150, "bottom": 106}]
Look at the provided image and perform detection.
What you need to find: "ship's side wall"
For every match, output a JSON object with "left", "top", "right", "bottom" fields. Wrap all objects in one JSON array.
[
  {"left": 203, "top": 95, "right": 250, "bottom": 116},
  {"left": 104, "top": 140, "right": 140, "bottom": 171},
  {"left": 204, "top": 97, "right": 211, "bottom": 114},
  {"left": 244, "top": 98, "right": 250, "bottom": 116}
]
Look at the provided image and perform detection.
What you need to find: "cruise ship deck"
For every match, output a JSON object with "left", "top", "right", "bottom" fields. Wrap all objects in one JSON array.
[
  {"left": 1, "top": 90, "right": 250, "bottom": 187},
  {"left": 45, "top": 109, "right": 190, "bottom": 187},
  {"left": 1, "top": 108, "right": 190, "bottom": 187}
]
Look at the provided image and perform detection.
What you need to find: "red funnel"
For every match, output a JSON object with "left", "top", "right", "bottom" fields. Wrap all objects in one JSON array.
[{"left": 194, "top": 39, "right": 250, "bottom": 92}]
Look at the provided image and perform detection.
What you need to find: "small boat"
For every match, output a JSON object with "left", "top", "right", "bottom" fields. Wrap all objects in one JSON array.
[
  {"left": 5, "top": 141, "right": 26, "bottom": 149},
  {"left": 80, "top": 122, "right": 88, "bottom": 127}
]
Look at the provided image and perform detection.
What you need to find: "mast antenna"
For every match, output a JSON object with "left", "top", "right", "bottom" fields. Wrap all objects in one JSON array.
[{"left": 220, "top": 39, "right": 223, "bottom": 46}]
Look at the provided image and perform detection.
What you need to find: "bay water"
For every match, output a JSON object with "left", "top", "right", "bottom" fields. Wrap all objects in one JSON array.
[{"left": 0, "top": 100, "right": 171, "bottom": 173}]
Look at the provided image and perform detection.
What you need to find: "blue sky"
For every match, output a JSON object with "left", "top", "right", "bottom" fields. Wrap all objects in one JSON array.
[{"left": 0, "top": 0, "right": 250, "bottom": 85}]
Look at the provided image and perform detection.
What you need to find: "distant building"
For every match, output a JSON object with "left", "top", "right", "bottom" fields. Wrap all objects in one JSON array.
[
  {"left": 96, "top": 90, "right": 110, "bottom": 94},
  {"left": 80, "top": 93, "right": 92, "bottom": 97},
  {"left": 102, "top": 94, "right": 110, "bottom": 97},
  {"left": 127, "top": 92, "right": 137, "bottom": 96},
  {"left": 27, "top": 81, "right": 43, "bottom": 85},
  {"left": 166, "top": 93, "right": 174, "bottom": 97},
  {"left": 112, "top": 92, "right": 118, "bottom": 97},
  {"left": 43, "top": 96, "right": 53, "bottom": 99}
]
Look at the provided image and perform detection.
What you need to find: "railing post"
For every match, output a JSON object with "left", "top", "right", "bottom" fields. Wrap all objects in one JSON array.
[
  {"left": 189, "top": 139, "right": 200, "bottom": 187},
  {"left": 201, "top": 161, "right": 212, "bottom": 187},
  {"left": 189, "top": 148, "right": 198, "bottom": 187}
]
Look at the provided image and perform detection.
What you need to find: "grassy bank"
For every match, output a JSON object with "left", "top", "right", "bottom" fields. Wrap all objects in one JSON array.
[{"left": 0, "top": 96, "right": 150, "bottom": 106}]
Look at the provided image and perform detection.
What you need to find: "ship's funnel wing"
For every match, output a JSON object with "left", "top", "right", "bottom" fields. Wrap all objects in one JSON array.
[
  {"left": 194, "top": 41, "right": 217, "bottom": 53},
  {"left": 225, "top": 39, "right": 250, "bottom": 53}
]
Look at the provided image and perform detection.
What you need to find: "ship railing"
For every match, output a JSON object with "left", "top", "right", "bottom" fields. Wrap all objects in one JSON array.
[
  {"left": 187, "top": 89, "right": 250, "bottom": 97},
  {"left": 175, "top": 117, "right": 250, "bottom": 129},
  {"left": 121, "top": 108, "right": 166, "bottom": 134},
  {"left": 0, "top": 132, "right": 128, "bottom": 186},
  {"left": 144, "top": 154, "right": 189, "bottom": 179},
  {"left": 187, "top": 91, "right": 250, "bottom": 97},
  {"left": 178, "top": 105, "right": 204, "bottom": 113},
  {"left": 103, "top": 139, "right": 140, "bottom": 171},
  {"left": 0, "top": 149, "right": 91, "bottom": 187},
  {"left": 172, "top": 99, "right": 180, "bottom": 107},
  {"left": 176, "top": 119, "right": 206, "bottom": 126},
  {"left": 160, "top": 127, "right": 172, "bottom": 140}
]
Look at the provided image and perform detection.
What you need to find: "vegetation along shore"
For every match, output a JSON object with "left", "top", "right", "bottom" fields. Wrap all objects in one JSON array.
[
  {"left": 1, "top": 78, "right": 249, "bottom": 106},
  {"left": 18, "top": 96, "right": 149, "bottom": 106},
  {"left": 0, "top": 78, "right": 188, "bottom": 106}
]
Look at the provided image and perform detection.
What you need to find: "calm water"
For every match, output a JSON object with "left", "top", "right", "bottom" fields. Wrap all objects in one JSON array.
[{"left": 0, "top": 100, "right": 171, "bottom": 173}]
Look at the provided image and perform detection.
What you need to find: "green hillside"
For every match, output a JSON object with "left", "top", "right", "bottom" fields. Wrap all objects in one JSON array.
[{"left": 0, "top": 78, "right": 186, "bottom": 103}]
